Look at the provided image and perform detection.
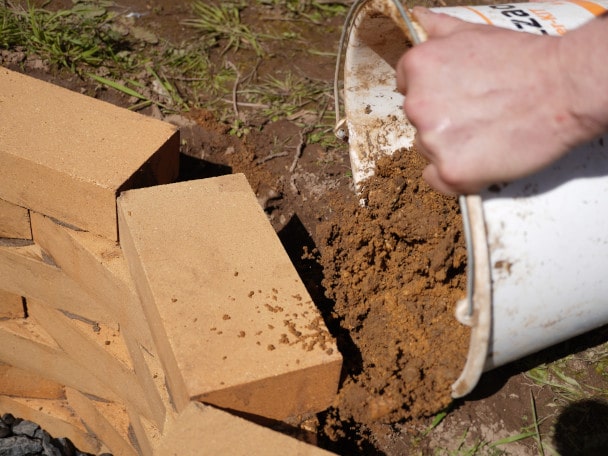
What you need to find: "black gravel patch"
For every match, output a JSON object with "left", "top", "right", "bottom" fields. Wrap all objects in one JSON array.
[{"left": 0, "top": 414, "right": 112, "bottom": 456}]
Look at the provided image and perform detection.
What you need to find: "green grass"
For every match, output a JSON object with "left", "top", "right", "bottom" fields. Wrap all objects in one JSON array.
[
  {"left": 0, "top": 0, "right": 351, "bottom": 149},
  {"left": 1, "top": 0, "right": 132, "bottom": 72},
  {"left": 183, "top": 1, "right": 266, "bottom": 56},
  {"left": 526, "top": 351, "right": 608, "bottom": 404},
  {"left": 410, "top": 393, "right": 554, "bottom": 456}
]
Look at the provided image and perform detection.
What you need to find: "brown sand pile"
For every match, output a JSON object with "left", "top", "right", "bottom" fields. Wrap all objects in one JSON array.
[{"left": 316, "top": 147, "right": 470, "bottom": 437}]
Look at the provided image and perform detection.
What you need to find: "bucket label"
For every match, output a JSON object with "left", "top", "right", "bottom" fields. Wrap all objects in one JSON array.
[{"left": 431, "top": 0, "right": 608, "bottom": 35}]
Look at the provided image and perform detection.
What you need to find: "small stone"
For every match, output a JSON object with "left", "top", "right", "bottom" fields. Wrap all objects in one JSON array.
[
  {"left": 0, "top": 421, "right": 10, "bottom": 438},
  {"left": 12, "top": 419, "right": 40, "bottom": 438},
  {"left": 42, "top": 439, "right": 64, "bottom": 456},
  {"left": 0, "top": 435, "right": 43, "bottom": 455},
  {"left": 1, "top": 414, "right": 16, "bottom": 426}
]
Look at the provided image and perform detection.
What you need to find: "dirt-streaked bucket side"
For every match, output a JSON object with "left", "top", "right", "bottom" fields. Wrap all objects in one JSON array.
[{"left": 338, "top": 0, "right": 608, "bottom": 398}]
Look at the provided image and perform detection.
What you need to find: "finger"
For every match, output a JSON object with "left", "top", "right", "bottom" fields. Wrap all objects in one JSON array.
[
  {"left": 413, "top": 135, "right": 434, "bottom": 162},
  {"left": 395, "top": 53, "right": 409, "bottom": 95},
  {"left": 422, "top": 164, "right": 459, "bottom": 196},
  {"left": 411, "top": 7, "right": 479, "bottom": 39}
]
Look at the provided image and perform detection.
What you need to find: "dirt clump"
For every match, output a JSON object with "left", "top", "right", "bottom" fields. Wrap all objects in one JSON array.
[{"left": 316, "top": 147, "right": 470, "bottom": 441}]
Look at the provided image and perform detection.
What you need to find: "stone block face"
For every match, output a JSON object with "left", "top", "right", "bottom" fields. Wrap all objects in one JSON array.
[
  {"left": 0, "top": 362, "right": 65, "bottom": 399},
  {"left": 0, "top": 289, "right": 24, "bottom": 320},
  {"left": 117, "top": 174, "right": 342, "bottom": 419},
  {"left": 0, "top": 67, "right": 180, "bottom": 241},
  {"left": 0, "top": 317, "right": 117, "bottom": 403},
  {"left": 66, "top": 388, "right": 138, "bottom": 456},
  {"left": 0, "top": 199, "right": 31, "bottom": 240},
  {"left": 30, "top": 212, "right": 155, "bottom": 350},
  {"left": 30, "top": 212, "right": 168, "bottom": 427},
  {"left": 155, "top": 402, "right": 335, "bottom": 456},
  {"left": 27, "top": 299, "right": 155, "bottom": 424},
  {"left": 0, "top": 243, "right": 112, "bottom": 323}
]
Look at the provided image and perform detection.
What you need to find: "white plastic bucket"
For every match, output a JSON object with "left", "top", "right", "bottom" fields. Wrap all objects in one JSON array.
[{"left": 337, "top": 0, "right": 608, "bottom": 398}]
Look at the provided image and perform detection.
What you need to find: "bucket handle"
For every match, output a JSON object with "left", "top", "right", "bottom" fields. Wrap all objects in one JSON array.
[
  {"left": 333, "top": 0, "right": 423, "bottom": 141},
  {"left": 333, "top": 0, "right": 368, "bottom": 141}
]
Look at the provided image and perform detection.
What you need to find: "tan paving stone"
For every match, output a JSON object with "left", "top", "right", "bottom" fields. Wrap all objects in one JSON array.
[
  {"left": 0, "top": 362, "right": 65, "bottom": 399},
  {"left": 27, "top": 299, "right": 157, "bottom": 424},
  {"left": 66, "top": 388, "right": 138, "bottom": 456},
  {"left": 0, "top": 317, "right": 117, "bottom": 403},
  {"left": 0, "top": 67, "right": 179, "bottom": 241},
  {"left": 118, "top": 174, "right": 342, "bottom": 419},
  {"left": 0, "top": 199, "right": 31, "bottom": 239},
  {"left": 0, "top": 243, "right": 112, "bottom": 323},
  {"left": 0, "top": 288, "right": 24, "bottom": 320},
  {"left": 30, "top": 211, "right": 155, "bottom": 350},
  {"left": 30, "top": 211, "right": 168, "bottom": 427},
  {"left": 155, "top": 402, "right": 336, "bottom": 456}
]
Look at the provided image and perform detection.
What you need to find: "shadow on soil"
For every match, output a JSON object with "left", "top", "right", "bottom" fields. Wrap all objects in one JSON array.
[
  {"left": 553, "top": 397, "right": 608, "bottom": 455},
  {"left": 464, "top": 325, "right": 608, "bottom": 402},
  {"left": 177, "top": 153, "right": 232, "bottom": 182},
  {"left": 278, "top": 215, "right": 386, "bottom": 455}
]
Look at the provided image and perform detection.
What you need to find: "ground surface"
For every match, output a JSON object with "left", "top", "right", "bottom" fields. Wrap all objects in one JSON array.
[{"left": 3, "top": 0, "right": 608, "bottom": 455}]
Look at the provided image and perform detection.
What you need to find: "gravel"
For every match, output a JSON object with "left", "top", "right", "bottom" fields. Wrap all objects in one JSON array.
[{"left": 0, "top": 414, "right": 112, "bottom": 456}]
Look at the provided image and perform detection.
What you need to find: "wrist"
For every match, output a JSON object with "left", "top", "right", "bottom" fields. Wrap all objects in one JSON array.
[{"left": 558, "top": 16, "right": 608, "bottom": 143}]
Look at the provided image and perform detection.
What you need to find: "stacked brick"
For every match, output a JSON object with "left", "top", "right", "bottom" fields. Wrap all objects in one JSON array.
[{"left": 0, "top": 67, "right": 341, "bottom": 455}]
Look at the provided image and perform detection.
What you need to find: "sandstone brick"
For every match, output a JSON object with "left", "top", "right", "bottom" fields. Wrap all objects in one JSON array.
[
  {"left": 117, "top": 174, "right": 342, "bottom": 419},
  {"left": 123, "top": 328, "right": 173, "bottom": 431},
  {"left": 155, "top": 402, "right": 336, "bottom": 456},
  {"left": 0, "top": 395, "right": 101, "bottom": 454},
  {"left": 0, "top": 288, "right": 24, "bottom": 320},
  {"left": 127, "top": 409, "right": 160, "bottom": 456},
  {"left": 30, "top": 212, "right": 168, "bottom": 427},
  {"left": 0, "top": 362, "right": 65, "bottom": 399},
  {"left": 30, "top": 211, "right": 154, "bottom": 350},
  {"left": 0, "top": 67, "right": 179, "bottom": 241},
  {"left": 0, "top": 199, "right": 31, "bottom": 239},
  {"left": 27, "top": 299, "right": 157, "bottom": 424},
  {"left": 0, "top": 243, "right": 112, "bottom": 323},
  {"left": 66, "top": 388, "right": 138, "bottom": 456},
  {"left": 0, "top": 317, "right": 117, "bottom": 403}
]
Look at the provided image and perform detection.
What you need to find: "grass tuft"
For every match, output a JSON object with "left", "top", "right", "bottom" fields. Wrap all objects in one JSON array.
[
  {"left": 184, "top": 1, "right": 266, "bottom": 56},
  {"left": 1, "top": 0, "right": 128, "bottom": 73}
]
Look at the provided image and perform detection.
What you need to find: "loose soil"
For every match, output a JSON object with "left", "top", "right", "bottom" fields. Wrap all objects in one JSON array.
[
  {"left": 3, "top": 1, "right": 608, "bottom": 455},
  {"left": 317, "top": 149, "right": 468, "bottom": 427}
]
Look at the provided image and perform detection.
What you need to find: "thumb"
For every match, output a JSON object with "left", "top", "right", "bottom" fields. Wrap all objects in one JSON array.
[{"left": 411, "top": 6, "right": 475, "bottom": 39}]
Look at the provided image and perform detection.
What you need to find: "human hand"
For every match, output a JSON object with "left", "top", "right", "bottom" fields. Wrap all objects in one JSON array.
[{"left": 396, "top": 7, "right": 584, "bottom": 194}]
